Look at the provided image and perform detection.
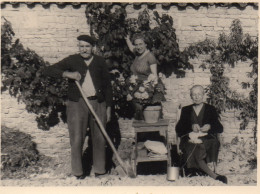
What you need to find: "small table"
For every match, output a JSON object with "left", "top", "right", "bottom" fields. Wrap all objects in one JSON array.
[{"left": 131, "top": 119, "right": 171, "bottom": 177}]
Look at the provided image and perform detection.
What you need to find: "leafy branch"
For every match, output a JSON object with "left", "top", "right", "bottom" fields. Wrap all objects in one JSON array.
[
  {"left": 85, "top": 3, "right": 193, "bottom": 118},
  {"left": 185, "top": 19, "right": 258, "bottom": 142},
  {"left": 1, "top": 17, "right": 68, "bottom": 130}
]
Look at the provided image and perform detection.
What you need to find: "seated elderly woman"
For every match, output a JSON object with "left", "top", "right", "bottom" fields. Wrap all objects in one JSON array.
[{"left": 175, "top": 85, "right": 227, "bottom": 184}]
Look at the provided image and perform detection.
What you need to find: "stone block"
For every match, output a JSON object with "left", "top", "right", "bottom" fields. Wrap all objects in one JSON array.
[
  {"left": 47, "top": 137, "right": 61, "bottom": 145},
  {"left": 243, "top": 29, "right": 258, "bottom": 37},
  {"left": 216, "top": 19, "right": 234, "bottom": 28},
  {"left": 179, "top": 17, "right": 202, "bottom": 27},
  {"left": 183, "top": 71, "right": 196, "bottom": 79},
  {"left": 224, "top": 127, "right": 239, "bottom": 134},
  {"left": 200, "top": 18, "right": 217, "bottom": 27},
  {"left": 162, "top": 101, "right": 177, "bottom": 115},
  {"left": 193, "top": 77, "right": 210, "bottom": 85},
  {"left": 8, "top": 108, "right": 25, "bottom": 115},
  {"left": 164, "top": 91, "right": 177, "bottom": 101},
  {"left": 214, "top": 26, "right": 225, "bottom": 32},
  {"left": 166, "top": 112, "right": 177, "bottom": 121},
  {"left": 121, "top": 132, "right": 135, "bottom": 139},
  {"left": 2, "top": 108, "right": 9, "bottom": 114},
  {"left": 193, "top": 65, "right": 210, "bottom": 73},
  {"left": 163, "top": 113, "right": 176, "bottom": 120},
  {"left": 180, "top": 30, "right": 207, "bottom": 42},
  {"left": 205, "top": 31, "right": 219, "bottom": 39},
  {"left": 177, "top": 77, "right": 194, "bottom": 86},
  {"left": 118, "top": 119, "right": 133, "bottom": 132},
  {"left": 168, "top": 127, "right": 176, "bottom": 134},
  {"left": 220, "top": 133, "right": 254, "bottom": 144},
  {"left": 163, "top": 78, "right": 175, "bottom": 87},
  {"left": 179, "top": 25, "right": 196, "bottom": 31},
  {"left": 243, "top": 5, "right": 258, "bottom": 14},
  {"left": 226, "top": 7, "right": 242, "bottom": 15}
]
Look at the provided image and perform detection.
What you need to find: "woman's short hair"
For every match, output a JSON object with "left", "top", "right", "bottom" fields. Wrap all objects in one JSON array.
[{"left": 132, "top": 33, "right": 151, "bottom": 49}]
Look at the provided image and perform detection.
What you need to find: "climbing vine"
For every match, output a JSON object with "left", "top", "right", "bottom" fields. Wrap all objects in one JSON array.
[
  {"left": 1, "top": 4, "right": 257, "bottom": 138},
  {"left": 186, "top": 19, "right": 258, "bottom": 142},
  {"left": 1, "top": 17, "right": 68, "bottom": 130},
  {"left": 85, "top": 2, "right": 193, "bottom": 118}
]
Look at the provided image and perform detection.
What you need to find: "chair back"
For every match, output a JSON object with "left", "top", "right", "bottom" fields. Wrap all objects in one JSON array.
[{"left": 176, "top": 104, "right": 182, "bottom": 154}]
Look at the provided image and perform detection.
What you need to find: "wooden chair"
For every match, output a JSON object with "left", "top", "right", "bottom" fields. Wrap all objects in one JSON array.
[
  {"left": 175, "top": 104, "right": 182, "bottom": 156},
  {"left": 175, "top": 104, "right": 185, "bottom": 176}
]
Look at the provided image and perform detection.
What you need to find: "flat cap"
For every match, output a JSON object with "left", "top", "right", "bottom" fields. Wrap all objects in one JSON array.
[{"left": 77, "top": 35, "right": 96, "bottom": 45}]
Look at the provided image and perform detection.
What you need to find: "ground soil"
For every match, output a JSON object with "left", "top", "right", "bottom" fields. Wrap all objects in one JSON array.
[
  {"left": 1, "top": 127, "right": 257, "bottom": 186},
  {"left": 1, "top": 153, "right": 256, "bottom": 186}
]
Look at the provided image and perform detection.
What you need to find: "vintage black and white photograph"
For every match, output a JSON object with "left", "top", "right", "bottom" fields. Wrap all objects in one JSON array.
[{"left": 1, "top": 1, "right": 258, "bottom": 188}]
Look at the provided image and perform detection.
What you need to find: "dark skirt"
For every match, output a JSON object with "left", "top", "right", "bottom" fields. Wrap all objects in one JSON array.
[{"left": 180, "top": 134, "right": 220, "bottom": 169}]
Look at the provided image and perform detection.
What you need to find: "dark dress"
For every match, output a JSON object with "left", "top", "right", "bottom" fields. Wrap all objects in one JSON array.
[{"left": 176, "top": 103, "right": 223, "bottom": 169}]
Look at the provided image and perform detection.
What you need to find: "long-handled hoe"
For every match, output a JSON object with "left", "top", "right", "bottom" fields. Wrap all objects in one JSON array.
[{"left": 75, "top": 81, "right": 135, "bottom": 178}]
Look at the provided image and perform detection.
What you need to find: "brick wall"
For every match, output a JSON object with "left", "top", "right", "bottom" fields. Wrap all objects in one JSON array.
[{"left": 1, "top": 3, "right": 258, "bottom": 157}]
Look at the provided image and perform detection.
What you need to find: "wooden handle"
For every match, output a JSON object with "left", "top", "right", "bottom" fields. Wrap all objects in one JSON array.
[{"left": 75, "top": 81, "right": 126, "bottom": 169}]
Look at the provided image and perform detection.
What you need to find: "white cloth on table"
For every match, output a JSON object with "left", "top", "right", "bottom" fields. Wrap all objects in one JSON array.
[{"left": 144, "top": 140, "right": 167, "bottom": 155}]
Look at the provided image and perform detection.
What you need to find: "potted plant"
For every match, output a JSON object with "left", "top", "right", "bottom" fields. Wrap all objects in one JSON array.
[{"left": 125, "top": 73, "right": 166, "bottom": 123}]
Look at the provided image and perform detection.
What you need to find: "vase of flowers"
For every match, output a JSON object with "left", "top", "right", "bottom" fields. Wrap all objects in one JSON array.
[{"left": 126, "top": 73, "right": 166, "bottom": 123}]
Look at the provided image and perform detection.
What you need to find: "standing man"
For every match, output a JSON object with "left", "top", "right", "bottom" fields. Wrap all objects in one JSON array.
[{"left": 44, "top": 35, "right": 112, "bottom": 179}]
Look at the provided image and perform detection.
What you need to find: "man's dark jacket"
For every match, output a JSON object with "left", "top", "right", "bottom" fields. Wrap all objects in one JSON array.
[
  {"left": 176, "top": 103, "right": 223, "bottom": 139},
  {"left": 44, "top": 54, "right": 112, "bottom": 106}
]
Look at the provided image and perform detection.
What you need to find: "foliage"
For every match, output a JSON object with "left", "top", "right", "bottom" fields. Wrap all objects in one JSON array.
[
  {"left": 1, "top": 126, "right": 52, "bottom": 179},
  {"left": 125, "top": 74, "right": 166, "bottom": 106},
  {"left": 1, "top": 17, "right": 68, "bottom": 130},
  {"left": 232, "top": 136, "right": 257, "bottom": 168},
  {"left": 109, "top": 69, "right": 135, "bottom": 117},
  {"left": 85, "top": 3, "right": 193, "bottom": 118},
  {"left": 186, "top": 19, "right": 258, "bottom": 142},
  {"left": 1, "top": 7, "right": 257, "bottom": 136},
  {"left": 221, "top": 136, "right": 257, "bottom": 171}
]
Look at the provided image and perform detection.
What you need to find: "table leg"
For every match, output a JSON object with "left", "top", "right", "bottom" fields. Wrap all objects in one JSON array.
[{"left": 135, "top": 131, "right": 138, "bottom": 176}]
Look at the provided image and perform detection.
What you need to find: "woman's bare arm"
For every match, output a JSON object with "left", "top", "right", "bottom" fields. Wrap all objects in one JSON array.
[{"left": 125, "top": 35, "right": 134, "bottom": 53}]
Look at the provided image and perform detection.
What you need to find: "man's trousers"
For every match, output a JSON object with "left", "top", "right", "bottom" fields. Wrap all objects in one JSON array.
[{"left": 66, "top": 98, "right": 107, "bottom": 176}]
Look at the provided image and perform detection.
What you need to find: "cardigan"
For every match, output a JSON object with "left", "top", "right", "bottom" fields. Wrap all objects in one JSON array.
[
  {"left": 176, "top": 103, "right": 223, "bottom": 138},
  {"left": 43, "top": 54, "right": 112, "bottom": 106}
]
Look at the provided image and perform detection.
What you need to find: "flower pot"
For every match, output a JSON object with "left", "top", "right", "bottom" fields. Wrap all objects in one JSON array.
[{"left": 143, "top": 105, "right": 161, "bottom": 123}]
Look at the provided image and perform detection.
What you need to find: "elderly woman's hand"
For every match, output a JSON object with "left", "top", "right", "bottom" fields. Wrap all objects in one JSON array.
[
  {"left": 192, "top": 124, "right": 200, "bottom": 133},
  {"left": 200, "top": 124, "right": 211, "bottom": 133}
]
